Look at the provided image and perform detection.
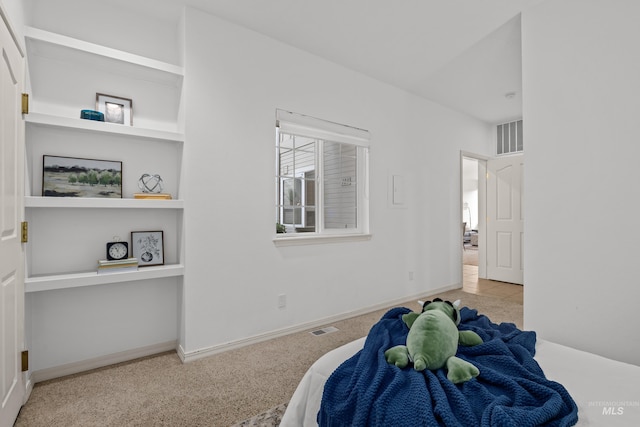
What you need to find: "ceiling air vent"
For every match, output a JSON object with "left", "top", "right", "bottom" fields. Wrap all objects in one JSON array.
[{"left": 497, "top": 119, "right": 523, "bottom": 155}]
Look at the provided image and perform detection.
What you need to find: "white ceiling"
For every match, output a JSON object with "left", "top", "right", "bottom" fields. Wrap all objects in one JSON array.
[{"left": 124, "top": 0, "right": 545, "bottom": 124}]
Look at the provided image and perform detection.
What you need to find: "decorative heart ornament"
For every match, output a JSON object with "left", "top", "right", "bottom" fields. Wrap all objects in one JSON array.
[{"left": 138, "top": 174, "right": 164, "bottom": 193}]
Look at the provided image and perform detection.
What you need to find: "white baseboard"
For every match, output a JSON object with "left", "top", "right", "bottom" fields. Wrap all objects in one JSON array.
[
  {"left": 31, "top": 340, "right": 177, "bottom": 383},
  {"left": 23, "top": 372, "right": 34, "bottom": 405},
  {"left": 179, "top": 284, "right": 461, "bottom": 363}
]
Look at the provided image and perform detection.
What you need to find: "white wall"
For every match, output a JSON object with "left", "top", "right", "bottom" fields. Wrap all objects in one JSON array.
[
  {"left": 27, "top": 279, "right": 179, "bottom": 372},
  {"left": 25, "top": 0, "right": 180, "bottom": 65},
  {"left": 181, "top": 8, "right": 493, "bottom": 355},
  {"left": 522, "top": 0, "right": 640, "bottom": 365}
]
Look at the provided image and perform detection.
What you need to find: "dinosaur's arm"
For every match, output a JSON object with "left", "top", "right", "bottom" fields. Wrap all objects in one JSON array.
[
  {"left": 385, "top": 345, "right": 410, "bottom": 368},
  {"left": 458, "top": 330, "right": 483, "bottom": 346},
  {"left": 402, "top": 312, "right": 420, "bottom": 329}
]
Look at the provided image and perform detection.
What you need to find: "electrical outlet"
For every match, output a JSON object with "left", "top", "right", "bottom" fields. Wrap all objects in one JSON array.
[
  {"left": 408, "top": 271, "right": 414, "bottom": 281},
  {"left": 278, "top": 294, "right": 286, "bottom": 308}
]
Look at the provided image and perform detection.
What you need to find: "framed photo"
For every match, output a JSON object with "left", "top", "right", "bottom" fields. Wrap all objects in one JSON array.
[
  {"left": 96, "top": 93, "right": 133, "bottom": 125},
  {"left": 131, "top": 231, "right": 164, "bottom": 267},
  {"left": 42, "top": 155, "right": 122, "bottom": 198}
]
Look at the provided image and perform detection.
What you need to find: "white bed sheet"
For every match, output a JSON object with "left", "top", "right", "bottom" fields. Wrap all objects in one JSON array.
[{"left": 281, "top": 337, "right": 640, "bottom": 426}]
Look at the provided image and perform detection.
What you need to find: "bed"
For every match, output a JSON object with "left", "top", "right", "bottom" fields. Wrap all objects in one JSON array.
[{"left": 281, "top": 306, "right": 640, "bottom": 426}]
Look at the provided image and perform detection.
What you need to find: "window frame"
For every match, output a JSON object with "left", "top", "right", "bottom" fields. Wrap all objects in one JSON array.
[
  {"left": 279, "top": 169, "right": 314, "bottom": 229},
  {"left": 274, "top": 110, "right": 371, "bottom": 245}
]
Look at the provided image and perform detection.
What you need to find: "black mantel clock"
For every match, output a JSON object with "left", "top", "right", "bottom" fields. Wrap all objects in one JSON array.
[{"left": 106, "top": 239, "right": 129, "bottom": 261}]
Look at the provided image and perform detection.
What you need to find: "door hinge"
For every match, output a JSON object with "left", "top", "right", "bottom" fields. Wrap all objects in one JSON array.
[
  {"left": 21, "top": 350, "right": 29, "bottom": 372},
  {"left": 21, "top": 221, "right": 28, "bottom": 243},
  {"left": 22, "top": 93, "right": 29, "bottom": 114}
]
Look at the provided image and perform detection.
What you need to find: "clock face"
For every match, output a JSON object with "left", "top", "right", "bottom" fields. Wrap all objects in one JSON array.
[{"left": 107, "top": 242, "right": 128, "bottom": 260}]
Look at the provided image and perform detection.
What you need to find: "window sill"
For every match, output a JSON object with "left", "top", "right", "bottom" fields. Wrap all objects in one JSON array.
[{"left": 272, "top": 233, "right": 372, "bottom": 247}]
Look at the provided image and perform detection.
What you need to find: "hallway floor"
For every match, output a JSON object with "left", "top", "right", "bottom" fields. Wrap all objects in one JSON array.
[{"left": 463, "top": 264, "right": 523, "bottom": 304}]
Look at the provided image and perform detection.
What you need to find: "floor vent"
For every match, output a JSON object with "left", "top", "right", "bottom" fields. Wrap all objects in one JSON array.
[{"left": 310, "top": 326, "right": 339, "bottom": 336}]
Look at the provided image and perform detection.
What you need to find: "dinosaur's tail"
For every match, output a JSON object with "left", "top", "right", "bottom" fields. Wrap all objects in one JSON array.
[{"left": 414, "top": 356, "right": 427, "bottom": 371}]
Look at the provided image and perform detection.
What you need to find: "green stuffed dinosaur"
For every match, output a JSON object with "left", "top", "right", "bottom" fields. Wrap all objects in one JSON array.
[{"left": 384, "top": 298, "right": 483, "bottom": 384}]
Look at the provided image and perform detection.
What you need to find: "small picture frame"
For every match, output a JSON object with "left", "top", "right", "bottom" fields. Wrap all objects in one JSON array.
[
  {"left": 96, "top": 93, "right": 133, "bottom": 125},
  {"left": 131, "top": 231, "right": 164, "bottom": 267},
  {"left": 43, "top": 155, "right": 122, "bottom": 198}
]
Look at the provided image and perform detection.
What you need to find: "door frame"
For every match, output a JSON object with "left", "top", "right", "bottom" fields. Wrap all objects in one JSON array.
[{"left": 460, "top": 151, "right": 488, "bottom": 280}]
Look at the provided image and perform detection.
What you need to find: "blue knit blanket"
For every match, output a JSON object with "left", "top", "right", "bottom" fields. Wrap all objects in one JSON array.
[{"left": 318, "top": 306, "right": 578, "bottom": 427}]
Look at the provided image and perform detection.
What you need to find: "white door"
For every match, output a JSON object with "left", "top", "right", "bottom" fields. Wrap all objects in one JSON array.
[
  {"left": 0, "top": 7, "right": 26, "bottom": 427},
  {"left": 486, "top": 154, "right": 523, "bottom": 285}
]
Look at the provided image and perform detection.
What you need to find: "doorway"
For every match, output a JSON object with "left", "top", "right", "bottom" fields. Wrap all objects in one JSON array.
[
  {"left": 461, "top": 153, "right": 487, "bottom": 281},
  {"left": 461, "top": 151, "right": 524, "bottom": 286}
]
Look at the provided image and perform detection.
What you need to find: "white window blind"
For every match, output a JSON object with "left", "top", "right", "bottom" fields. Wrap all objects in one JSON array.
[{"left": 276, "top": 109, "right": 370, "bottom": 147}]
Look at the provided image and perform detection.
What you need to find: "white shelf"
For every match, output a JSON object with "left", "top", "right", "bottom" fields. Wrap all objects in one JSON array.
[
  {"left": 24, "top": 26, "right": 184, "bottom": 85},
  {"left": 25, "top": 196, "right": 184, "bottom": 209},
  {"left": 25, "top": 112, "right": 184, "bottom": 143},
  {"left": 25, "top": 264, "right": 185, "bottom": 293}
]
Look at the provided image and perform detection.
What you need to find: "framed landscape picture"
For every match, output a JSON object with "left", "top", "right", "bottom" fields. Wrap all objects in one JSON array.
[
  {"left": 131, "top": 231, "right": 164, "bottom": 267},
  {"left": 42, "top": 155, "right": 122, "bottom": 198}
]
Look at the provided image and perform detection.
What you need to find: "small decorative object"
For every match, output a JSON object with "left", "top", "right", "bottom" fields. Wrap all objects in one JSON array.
[
  {"left": 42, "top": 155, "right": 122, "bottom": 198},
  {"left": 106, "top": 237, "right": 129, "bottom": 261},
  {"left": 133, "top": 193, "right": 172, "bottom": 200},
  {"left": 80, "top": 109, "right": 104, "bottom": 121},
  {"left": 97, "top": 258, "right": 138, "bottom": 274},
  {"left": 131, "top": 231, "right": 164, "bottom": 267},
  {"left": 96, "top": 93, "right": 133, "bottom": 125},
  {"left": 137, "top": 173, "right": 164, "bottom": 193}
]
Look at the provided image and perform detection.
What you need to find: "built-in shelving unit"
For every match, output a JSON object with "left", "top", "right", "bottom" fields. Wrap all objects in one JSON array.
[{"left": 24, "top": 26, "right": 185, "bottom": 292}]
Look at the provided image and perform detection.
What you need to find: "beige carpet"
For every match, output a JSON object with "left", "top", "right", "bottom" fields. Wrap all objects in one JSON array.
[
  {"left": 16, "top": 289, "right": 522, "bottom": 426},
  {"left": 232, "top": 403, "right": 288, "bottom": 426}
]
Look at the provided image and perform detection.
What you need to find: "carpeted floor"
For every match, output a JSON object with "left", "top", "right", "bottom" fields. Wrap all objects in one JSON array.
[
  {"left": 232, "top": 403, "right": 287, "bottom": 427},
  {"left": 16, "top": 289, "right": 522, "bottom": 426}
]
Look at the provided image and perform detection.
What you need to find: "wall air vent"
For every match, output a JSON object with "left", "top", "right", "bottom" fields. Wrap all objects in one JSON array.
[
  {"left": 497, "top": 119, "right": 523, "bottom": 155},
  {"left": 309, "top": 326, "right": 339, "bottom": 336}
]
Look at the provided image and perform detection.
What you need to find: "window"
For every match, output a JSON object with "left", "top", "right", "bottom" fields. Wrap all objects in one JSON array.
[
  {"left": 497, "top": 119, "right": 523, "bottom": 155},
  {"left": 275, "top": 110, "right": 370, "bottom": 240}
]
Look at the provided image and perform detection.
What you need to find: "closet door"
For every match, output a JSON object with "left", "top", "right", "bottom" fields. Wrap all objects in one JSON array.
[{"left": 0, "top": 7, "right": 26, "bottom": 427}]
